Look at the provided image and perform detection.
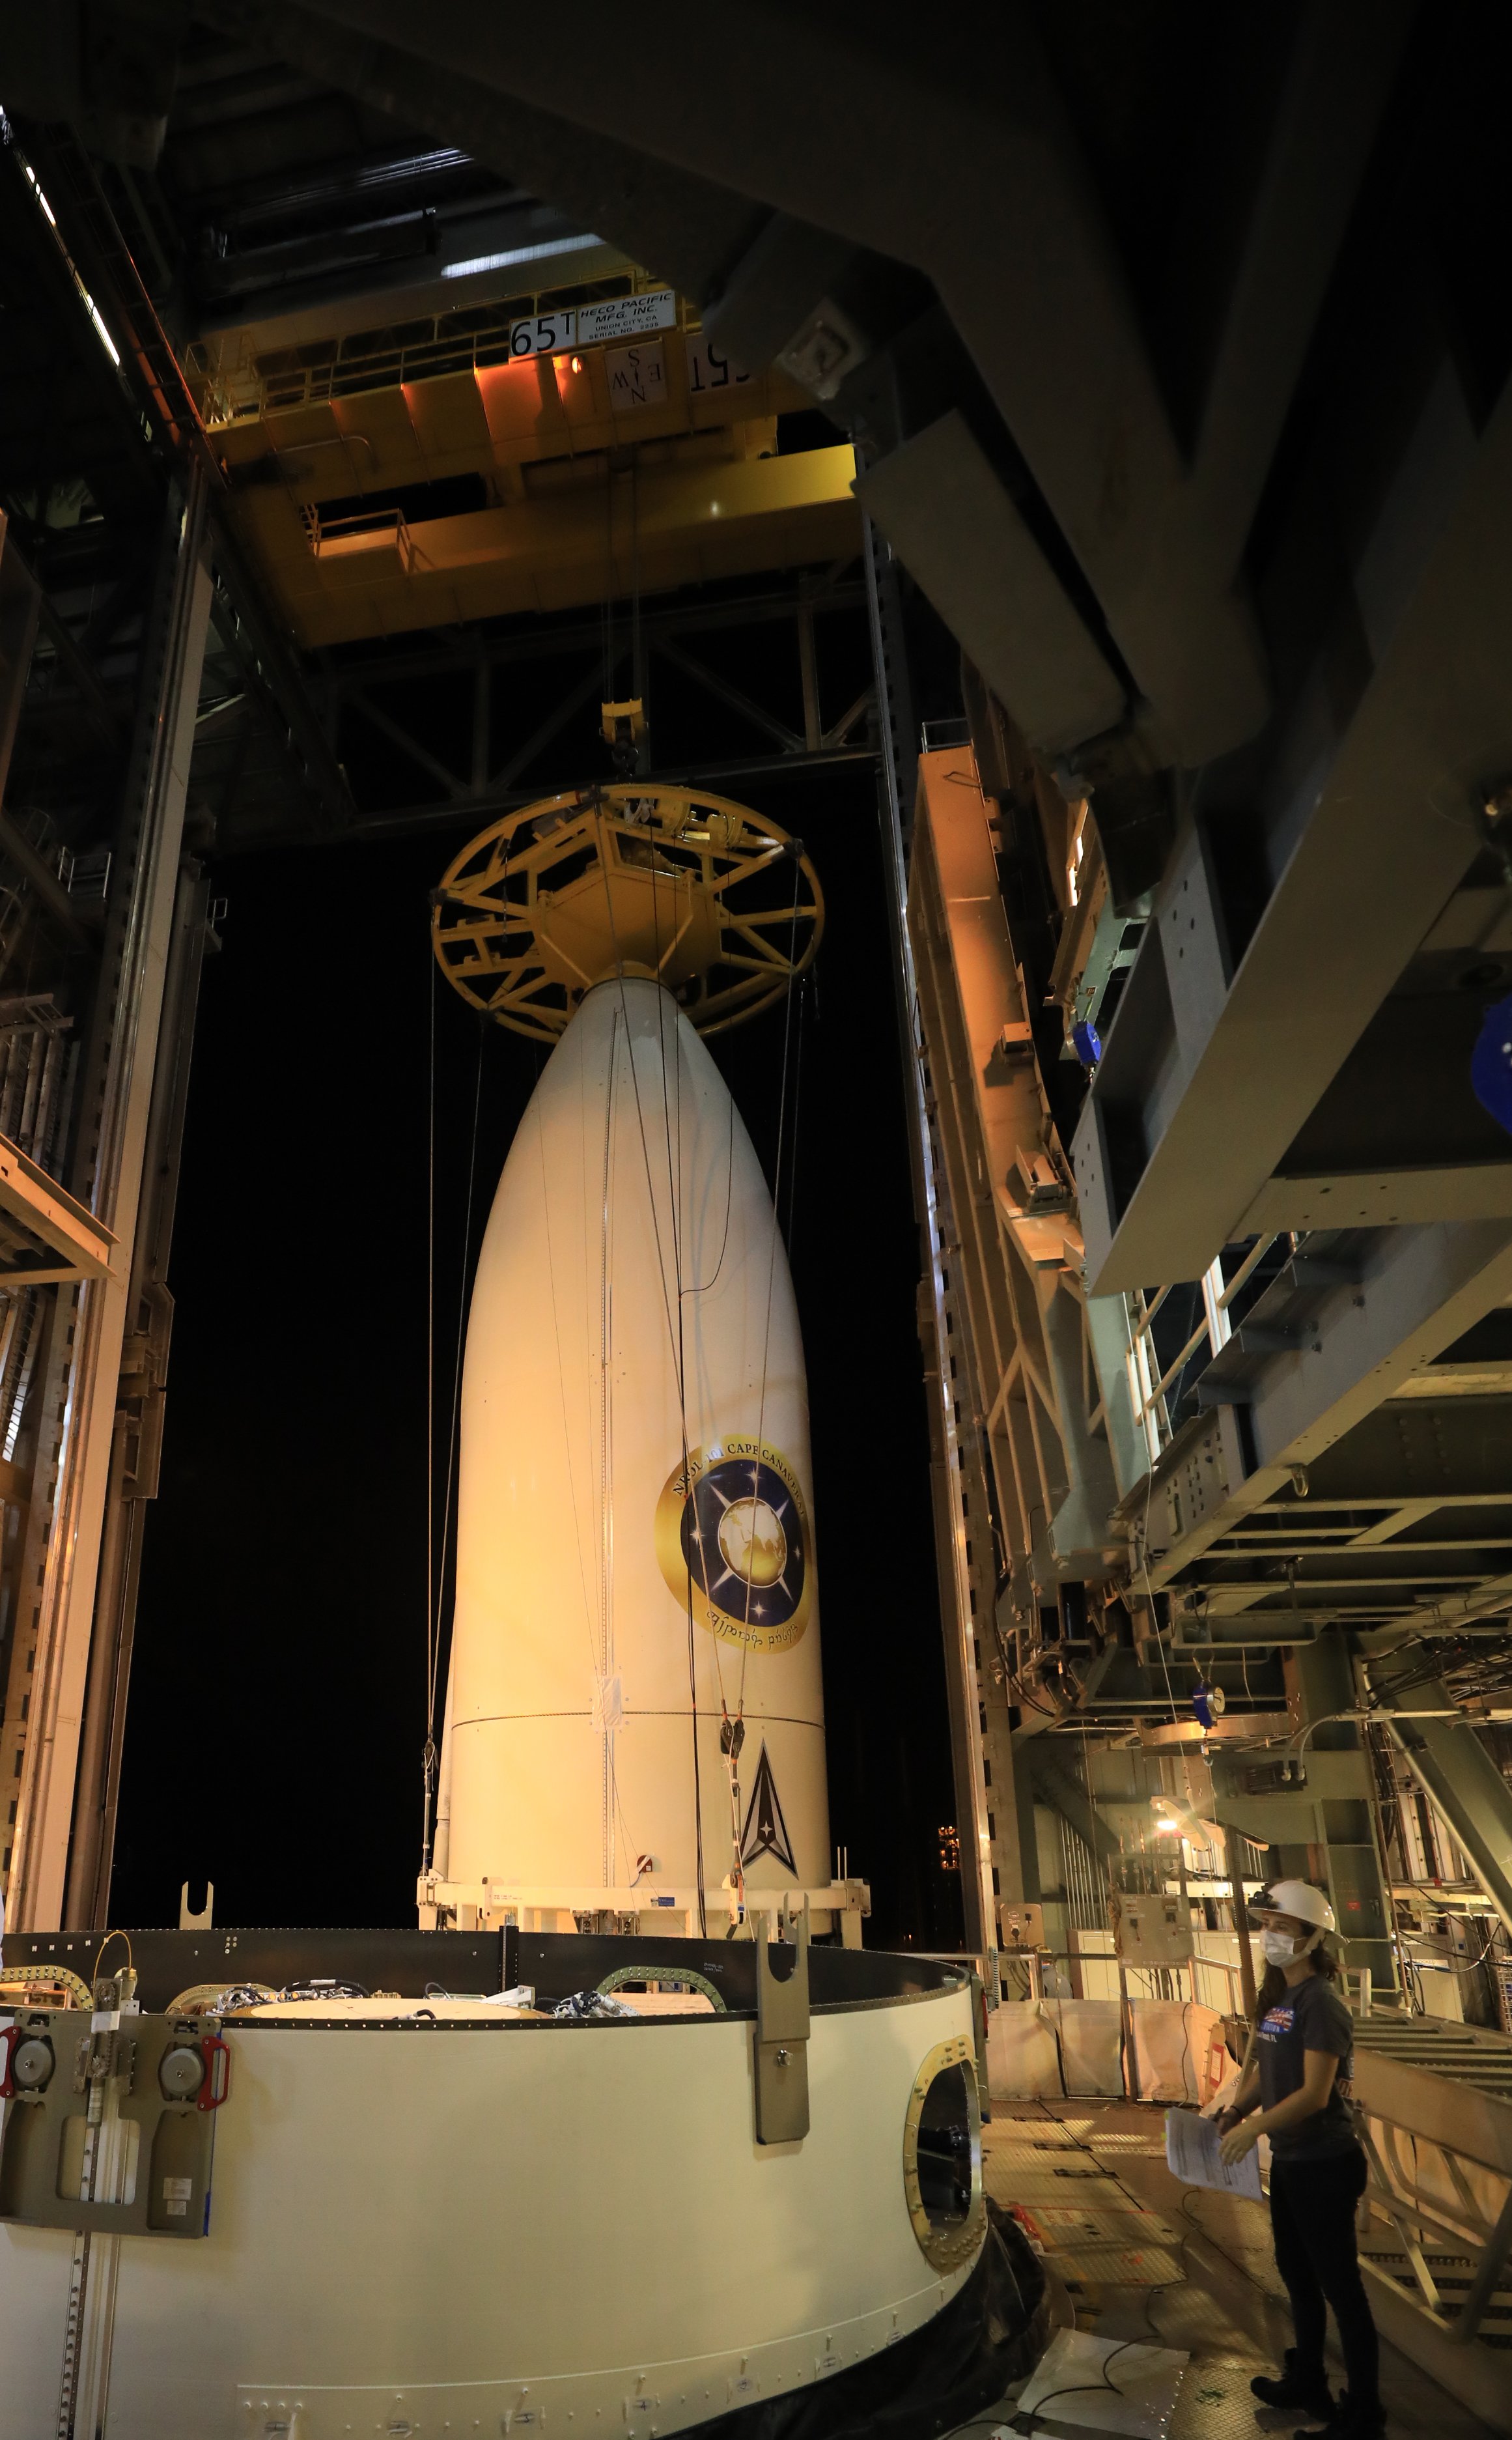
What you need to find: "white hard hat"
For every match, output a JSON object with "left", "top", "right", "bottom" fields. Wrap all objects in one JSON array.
[{"left": 1251, "top": 1879, "right": 1336, "bottom": 1933}]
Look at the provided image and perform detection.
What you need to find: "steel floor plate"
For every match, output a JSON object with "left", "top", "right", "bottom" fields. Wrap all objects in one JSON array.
[
  {"left": 980, "top": 2147, "right": 1097, "bottom": 2166},
  {"left": 975, "top": 2097, "right": 1498, "bottom": 2438},
  {"left": 1029, "top": 2206, "right": 1181, "bottom": 2239},
  {"left": 1051, "top": 2245, "right": 1189, "bottom": 2290}
]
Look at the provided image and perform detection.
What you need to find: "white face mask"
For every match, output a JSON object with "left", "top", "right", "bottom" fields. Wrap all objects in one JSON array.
[{"left": 1261, "top": 1928, "right": 1309, "bottom": 1966}]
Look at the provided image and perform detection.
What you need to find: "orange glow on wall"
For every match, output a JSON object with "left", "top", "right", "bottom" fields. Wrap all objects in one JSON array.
[{"left": 474, "top": 354, "right": 561, "bottom": 449}]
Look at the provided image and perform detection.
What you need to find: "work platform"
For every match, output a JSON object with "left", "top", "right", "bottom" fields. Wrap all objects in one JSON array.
[{"left": 978, "top": 2100, "right": 1502, "bottom": 2440}]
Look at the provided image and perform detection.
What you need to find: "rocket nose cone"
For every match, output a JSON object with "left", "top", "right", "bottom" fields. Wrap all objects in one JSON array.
[{"left": 447, "top": 972, "right": 829, "bottom": 1898}]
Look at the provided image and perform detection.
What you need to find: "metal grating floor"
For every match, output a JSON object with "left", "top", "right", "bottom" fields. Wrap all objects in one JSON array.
[{"left": 978, "top": 2099, "right": 1499, "bottom": 2439}]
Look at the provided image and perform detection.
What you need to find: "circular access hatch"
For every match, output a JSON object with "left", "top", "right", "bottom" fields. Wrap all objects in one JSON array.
[{"left": 903, "top": 2036, "right": 985, "bottom": 2272}]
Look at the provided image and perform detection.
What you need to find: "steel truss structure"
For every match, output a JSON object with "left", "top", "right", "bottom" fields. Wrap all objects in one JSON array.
[
  {"left": 288, "top": 569, "right": 876, "bottom": 854},
  {"left": 0, "top": 10, "right": 1509, "bottom": 2422},
  {"left": 0, "top": 3, "right": 1509, "bottom": 2174},
  {"left": 0, "top": 137, "right": 235, "bottom": 1927}
]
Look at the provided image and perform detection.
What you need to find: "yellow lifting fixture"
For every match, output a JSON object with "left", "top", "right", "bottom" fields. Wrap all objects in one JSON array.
[{"left": 431, "top": 779, "right": 823, "bottom": 1042}]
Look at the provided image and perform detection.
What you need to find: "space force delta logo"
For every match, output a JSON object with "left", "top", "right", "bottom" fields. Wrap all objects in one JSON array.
[
  {"left": 740, "top": 1742, "right": 797, "bottom": 1873},
  {"left": 654, "top": 1438, "right": 813, "bottom": 1654}
]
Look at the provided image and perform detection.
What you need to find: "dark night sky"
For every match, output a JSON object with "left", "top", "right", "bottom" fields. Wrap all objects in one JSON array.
[{"left": 110, "top": 751, "right": 964, "bottom": 1948}]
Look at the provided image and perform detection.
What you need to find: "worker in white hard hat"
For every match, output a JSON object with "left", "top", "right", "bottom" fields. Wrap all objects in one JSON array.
[{"left": 1216, "top": 1880, "right": 1380, "bottom": 2440}]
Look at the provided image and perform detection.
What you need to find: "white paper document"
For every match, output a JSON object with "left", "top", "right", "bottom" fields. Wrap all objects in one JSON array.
[{"left": 1164, "top": 2107, "right": 1263, "bottom": 2201}]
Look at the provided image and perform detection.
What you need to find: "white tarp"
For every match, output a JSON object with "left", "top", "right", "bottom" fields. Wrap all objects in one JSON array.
[
  {"left": 1127, "top": 2001, "right": 1220, "bottom": 2104},
  {"left": 985, "top": 1997, "right": 1064, "bottom": 2097},
  {"left": 986, "top": 1998, "right": 1223, "bottom": 2103},
  {"left": 1049, "top": 1998, "right": 1125, "bottom": 2096}
]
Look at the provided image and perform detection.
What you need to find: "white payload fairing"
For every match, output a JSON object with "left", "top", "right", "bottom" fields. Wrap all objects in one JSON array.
[
  {"left": 439, "top": 974, "right": 828, "bottom": 1921},
  {"left": 425, "top": 783, "right": 847, "bottom": 1933},
  {"left": 0, "top": 786, "right": 1009, "bottom": 2437}
]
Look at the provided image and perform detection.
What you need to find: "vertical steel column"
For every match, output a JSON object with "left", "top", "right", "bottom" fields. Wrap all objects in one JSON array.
[
  {"left": 864, "top": 517, "right": 998, "bottom": 1987},
  {"left": 65, "top": 860, "right": 214, "bottom": 1926},
  {"left": 1287, "top": 1638, "right": 1400, "bottom": 2000},
  {"left": 7, "top": 469, "right": 212, "bottom": 1933},
  {"left": 1224, "top": 1824, "right": 1259, "bottom": 2019}
]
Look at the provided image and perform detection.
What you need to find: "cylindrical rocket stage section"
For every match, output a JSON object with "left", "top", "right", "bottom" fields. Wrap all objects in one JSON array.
[{"left": 446, "top": 976, "right": 828, "bottom": 1919}]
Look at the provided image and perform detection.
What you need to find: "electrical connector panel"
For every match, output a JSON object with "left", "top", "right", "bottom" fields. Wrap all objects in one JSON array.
[{"left": 1112, "top": 1892, "right": 1194, "bottom": 1965}]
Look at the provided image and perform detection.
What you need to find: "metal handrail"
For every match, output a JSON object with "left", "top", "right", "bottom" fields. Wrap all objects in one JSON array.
[
  {"left": 1128, "top": 1234, "right": 1280, "bottom": 1430},
  {"left": 187, "top": 276, "right": 693, "bottom": 427}
]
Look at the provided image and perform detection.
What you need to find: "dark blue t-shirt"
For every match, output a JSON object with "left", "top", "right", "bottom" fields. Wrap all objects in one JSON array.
[{"left": 1257, "top": 1973, "right": 1358, "bottom": 2161}]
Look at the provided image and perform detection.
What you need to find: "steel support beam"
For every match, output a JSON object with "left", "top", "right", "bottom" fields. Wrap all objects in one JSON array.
[
  {"left": 1136, "top": 1221, "right": 1512, "bottom": 1589},
  {"left": 6, "top": 471, "right": 213, "bottom": 1933},
  {"left": 1075, "top": 365, "right": 1512, "bottom": 1292},
  {"left": 20, "top": 121, "right": 355, "bottom": 839},
  {"left": 1289, "top": 1638, "right": 1397, "bottom": 1998},
  {"left": 1222, "top": 1827, "right": 1259, "bottom": 2018},
  {"left": 193, "top": 0, "right": 763, "bottom": 307},
  {"left": 1025, "top": 1746, "right": 1119, "bottom": 1872},
  {"left": 1451, "top": 2181, "right": 1512, "bottom": 2348},
  {"left": 854, "top": 412, "right": 1125, "bottom": 758},
  {"left": 0, "top": 808, "right": 102, "bottom": 950},
  {"left": 316, "top": 578, "right": 868, "bottom": 696},
  {"left": 64, "top": 862, "right": 214, "bottom": 1929},
  {"left": 1245, "top": 1165, "right": 1512, "bottom": 1232},
  {"left": 1244, "top": 1223, "right": 1512, "bottom": 1474},
  {"left": 865, "top": 518, "right": 998, "bottom": 1985},
  {"left": 293, "top": 0, "right": 1409, "bottom": 769},
  {"left": 217, "top": 575, "right": 871, "bottom": 849},
  {"left": 205, "top": 524, "right": 356, "bottom": 834},
  {"left": 0, "top": 1136, "right": 115, "bottom": 1284},
  {"left": 1368, "top": 1650, "right": 1512, "bottom": 1935},
  {"left": 336, "top": 745, "right": 877, "bottom": 851}
]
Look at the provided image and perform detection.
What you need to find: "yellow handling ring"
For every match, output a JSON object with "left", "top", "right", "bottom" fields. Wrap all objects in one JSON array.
[{"left": 432, "top": 783, "right": 823, "bottom": 1042}]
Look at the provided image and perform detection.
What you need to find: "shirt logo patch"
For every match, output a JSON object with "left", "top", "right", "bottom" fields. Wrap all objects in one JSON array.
[{"left": 1260, "top": 2006, "right": 1295, "bottom": 2037}]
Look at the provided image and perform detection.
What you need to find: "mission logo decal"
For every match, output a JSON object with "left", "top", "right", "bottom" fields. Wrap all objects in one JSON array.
[
  {"left": 654, "top": 1437, "right": 813, "bottom": 1653},
  {"left": 740, "top": 1742, "right": 797, "bottom": 1875}
]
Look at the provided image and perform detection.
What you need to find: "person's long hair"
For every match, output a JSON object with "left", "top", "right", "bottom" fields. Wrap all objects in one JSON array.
[{"left": 1256, "top": 1936, "right": 1341, "bottom": 2018}]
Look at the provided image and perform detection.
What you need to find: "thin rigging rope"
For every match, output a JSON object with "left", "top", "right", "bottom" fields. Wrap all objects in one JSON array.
[
  {"left": 535, "top": 999, "right": 640, "bottom": 1890},
  {"left": 630, "top": 454, "right": 641, "bottom": 715},
  {"left": 644, "top": 819, "right": 720, "bottom": 1927},
  {"left": 602, "top": 469, "right": 614, "bottom": 705},
  {"left": 783, "top": 973, "right": 807, "bottom": 1261},
  {"left": 592, "top": 807, "right": 715, "bottom": 1926},
  {"left": 422, "top": 950, "right": 438, "bottom": 1869},
  {"left": 596, "top": 829, "right": 687, "bottom": 1362},
  {"left": 685, "top": 1094, "right": 736, "bottom": 1296},
  {"left": 583, "top": 752, "right": 809, "bottom": 1919},
  {"left": 647, "top": 825, "right": 753, "bottom": 1907},
  {"left": 536, "top": 1091, "right": 601, "bottom": 1677},
  {"left": 658, "top": 849, "right": 731, "bottom": 1922},
  {"left": 598, "top": 1005, "right": 617, "bottom": 1882},
  {"left": 430, "top": 1019, "right": 486, "bottom": 1804},
  {"left": 736, "top": 856, "right": 805, "bottom": 1725}
]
